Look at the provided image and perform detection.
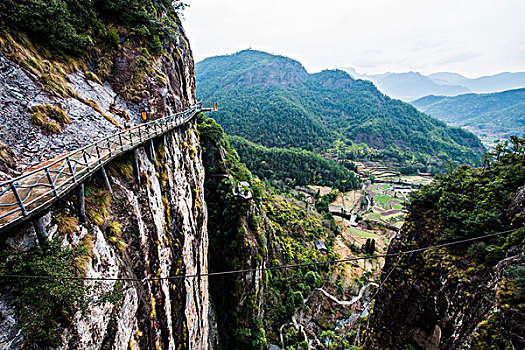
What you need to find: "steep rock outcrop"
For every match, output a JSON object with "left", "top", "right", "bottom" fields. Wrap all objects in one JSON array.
[
  {"left": 362, "top": 188, "right": 525, "bottom": 349},
  {"left": 198, "top": 114, "right": 268, "bottom": 349},
  {"left": 0, "top": 126, "right": 208, "bottom": 349},
  {"left": 0, "top": 16, "right": 210, "bottom": 350},
  {"left": 0, "top": 25, "right": 195, "bottom": 180}
]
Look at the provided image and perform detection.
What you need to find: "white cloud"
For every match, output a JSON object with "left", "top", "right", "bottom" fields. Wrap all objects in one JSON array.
[{"left": 183, "top": 0, "right": 525, "bottom": 77}]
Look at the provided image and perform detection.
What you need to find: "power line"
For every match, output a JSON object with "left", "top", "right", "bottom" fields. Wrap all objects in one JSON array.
[{"left": 0, "top": 227, "right": 521, "bottom": 282}]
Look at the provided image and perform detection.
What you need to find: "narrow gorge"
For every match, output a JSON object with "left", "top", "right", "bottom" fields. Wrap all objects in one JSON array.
[{"left": 0, "top": 2, "right": 524, "bottom": 350}]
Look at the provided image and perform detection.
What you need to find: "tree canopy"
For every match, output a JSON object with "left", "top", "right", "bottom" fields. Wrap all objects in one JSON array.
[
  {"left": 196, "top": 50, "right": 485, "bottom": 172},
  {"left": 0, "top": 0, "right": 185, "bottom": 55}
]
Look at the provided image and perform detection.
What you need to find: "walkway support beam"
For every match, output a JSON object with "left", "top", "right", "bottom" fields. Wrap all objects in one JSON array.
[
  {"left": 101, "top": 166, "right": 113, "bottom": 195},
  {"left": 78, "top": 183, "right": 86, "bottom": 223},
  {"left": 32, "top": 215, "right": 48, "bottom": 246},
  {"left": 150, "top": 139, "right": 156, "bottom": 161},
  {"left": 133, "top": 149, "right": 141, "bottom": 186}
]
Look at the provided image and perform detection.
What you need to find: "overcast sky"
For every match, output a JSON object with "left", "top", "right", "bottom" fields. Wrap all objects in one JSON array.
[{"left": 183, "top": 0, "right": 525, "bottom": 77}]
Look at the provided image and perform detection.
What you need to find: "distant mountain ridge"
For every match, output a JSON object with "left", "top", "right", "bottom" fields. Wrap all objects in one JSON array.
[
  {"left": 412, "top": 88, "right": 525, "bottom": 147},
  {"left": 196, "top": 50, "right": 484, "bottom": 171},
  {"left": 343, "top": 68, "right": 525, "bottom": 102}
]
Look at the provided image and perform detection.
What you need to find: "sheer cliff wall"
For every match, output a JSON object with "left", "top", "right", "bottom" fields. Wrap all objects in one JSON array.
[{"left": 0, "top": 22, "right": 210, "bottom": 349}]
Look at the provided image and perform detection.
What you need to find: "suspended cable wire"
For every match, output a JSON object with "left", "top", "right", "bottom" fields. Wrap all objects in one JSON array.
[{"left": 0, "top": 227, "right": 520, "bottom": 282}]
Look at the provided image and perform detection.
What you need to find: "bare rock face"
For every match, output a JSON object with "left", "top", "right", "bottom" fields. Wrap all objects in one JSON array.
[
  {"left": 237, "top": 60, "right": 308, "bottom": 88},
  {"left": 0, "top": 53, "right": 127, "bottom": 179},
  {"left": 0, "top": 19, "right": 210, "bottom": 350},
  {"left": 361, "top": 191, "right": 525, "bottom": 350},
  {"left": 0, "top": 23, "right": 196, "bottom": 181}
]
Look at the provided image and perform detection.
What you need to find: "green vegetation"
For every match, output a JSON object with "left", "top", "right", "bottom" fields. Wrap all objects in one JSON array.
[
  {"left": 362, "top": 238, "right": 376, "bottom": 255},
  {"left": 472, "top": 316, "right": 513, "bottom": 350},
  {"left": 107, "top": 155, "right": 135, "bottom": 181},
  {"left": 413, "top": 88, "right": 525, "bottom": 143},
  {"left": 85, "top": 71, "right": 102, "bottom": 85},
  {"left": 374, "top": 195, "right": 393, "bottom": 204},
  {"left": 263, "top": 191, "right": 337, "bottom": 344},
  {"left": 196, "top": 50, "right": 485, "bottom": 171},
  {"left": 199, "top": 112, "right": 338, "bottom": 348},
  {"left": 230, "top": 136, "right": 359, "bottom": 191},
  {"left": 362, "top": 136, "right": 525, "bottom": 348},
  {"left": 198, "top": 112, "right": 267, "bottom": 349},
  {"left": 30, "top": 104, "right": 72, "bottom": 133},
  {"left": 0, "top": 238, "right": 95, "bottom": 346},
  {"left": 107, "top": 221, "right": 127, "bottom": 253},
  {"left": 0, "top": 0, "right": 189, "bottom": 108},
  {"left": 85, "top": 184, "right": 112, "bottom": 226},
  {"left": 52, "top": 213, "right": 79, "bottom": 235},
  {"left": 0, "top": 0, "right": 186, "bottom": 55},
  {"left": 409, "top": 135, "right": 525, "bottom": 256},
  {"left": 347, "top": 227, "right": 382, "bottom": 239}
]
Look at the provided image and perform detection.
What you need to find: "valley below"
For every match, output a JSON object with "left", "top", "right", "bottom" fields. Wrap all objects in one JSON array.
[
  {"left": 272, "top": 162, "right": 432, "bottom": 348},
  {"left": 0, "top": 3, "right": 523, "bottom": 349}
]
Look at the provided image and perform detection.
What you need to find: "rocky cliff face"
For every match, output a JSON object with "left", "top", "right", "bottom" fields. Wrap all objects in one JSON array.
[
  {"left": 0, "top": 19, "right": 210, "bottom": 349},
  {"left": 197, "top": 114, "right": 268, "bottom": 349},
  {"left": 362, "top": 188, "right": 525, "bottom": 349}
]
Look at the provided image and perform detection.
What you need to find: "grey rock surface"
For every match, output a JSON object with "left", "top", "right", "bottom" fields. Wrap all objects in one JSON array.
[{"left": 0, "top": 18, "right": 209, "bottom": 350}]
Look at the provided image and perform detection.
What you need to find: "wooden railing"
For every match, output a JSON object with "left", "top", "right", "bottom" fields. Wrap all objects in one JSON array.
[{"left": 0, "top": 102, "right": 217, "bottom": 233}]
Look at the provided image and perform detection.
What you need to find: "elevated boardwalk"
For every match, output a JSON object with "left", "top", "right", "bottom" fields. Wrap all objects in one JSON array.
[{"left": 0, "top": 102, "right": 217, "bottom": 234}]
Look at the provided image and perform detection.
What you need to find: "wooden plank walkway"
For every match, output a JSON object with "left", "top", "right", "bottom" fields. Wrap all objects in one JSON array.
[{"left": 0, "top": 102, "right": 217, "bottom": 233}]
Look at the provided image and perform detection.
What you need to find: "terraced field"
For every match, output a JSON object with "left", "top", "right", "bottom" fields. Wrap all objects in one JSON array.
[{"left": 362, "top": 182, "right": 411, "bottom": 228}]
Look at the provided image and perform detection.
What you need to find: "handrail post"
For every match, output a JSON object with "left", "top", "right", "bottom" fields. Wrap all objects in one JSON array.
[
  {"left": 129, "top": 129, "right": 134, "bottom": 147},
  {"left": 46, "top": 168, "right": 58, "bottom": 197},
  {"left": 83, "top": 152, "right": 90, "bottom": 171},
  {"left": 108, "top": 140, "right": 112, "bottom": 158},
  {"left": 133, "top": 149, "right": 141, "bottom": 186},
  {"left": 10, "top": 183, "right": 28, "bottom": 216},
  {"left": 67, "top": 156, "right": 76, "bottom": 182},
  {"left": 95, "top": 144, "right": 102, "bottom": 164}
]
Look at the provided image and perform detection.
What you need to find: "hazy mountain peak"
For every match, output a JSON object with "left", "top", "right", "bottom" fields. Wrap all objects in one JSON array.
[
  {"left": 412, "top": 87, "right": 525, "bottom": 147},
  {"left": 341, "top": 67, "right": 525, "bottom": 101}
]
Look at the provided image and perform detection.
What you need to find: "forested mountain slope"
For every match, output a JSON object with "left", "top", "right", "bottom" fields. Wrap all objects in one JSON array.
[
  {"left": 196, "top": 50, "right": 484, "bottom": 171},
  {"left": 412, "top": 88, "right": 525, "bottom": 143},
  {"left": 198, "top": 113, "right": 352, "bottom": 349},
  {"left": 229, "top": 136, "right": 359, "bottom": 191}
]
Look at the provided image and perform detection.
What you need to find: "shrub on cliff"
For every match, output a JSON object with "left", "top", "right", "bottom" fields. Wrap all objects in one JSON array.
[
  {"left": 409, "top": 135, "right": 525, "bottom": 254},
  {"left": 0, "top": 235, "right": 123, "bottom": 346},
  {"left": 0, "top": 0, "right": 186, "bottom": 55}
]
